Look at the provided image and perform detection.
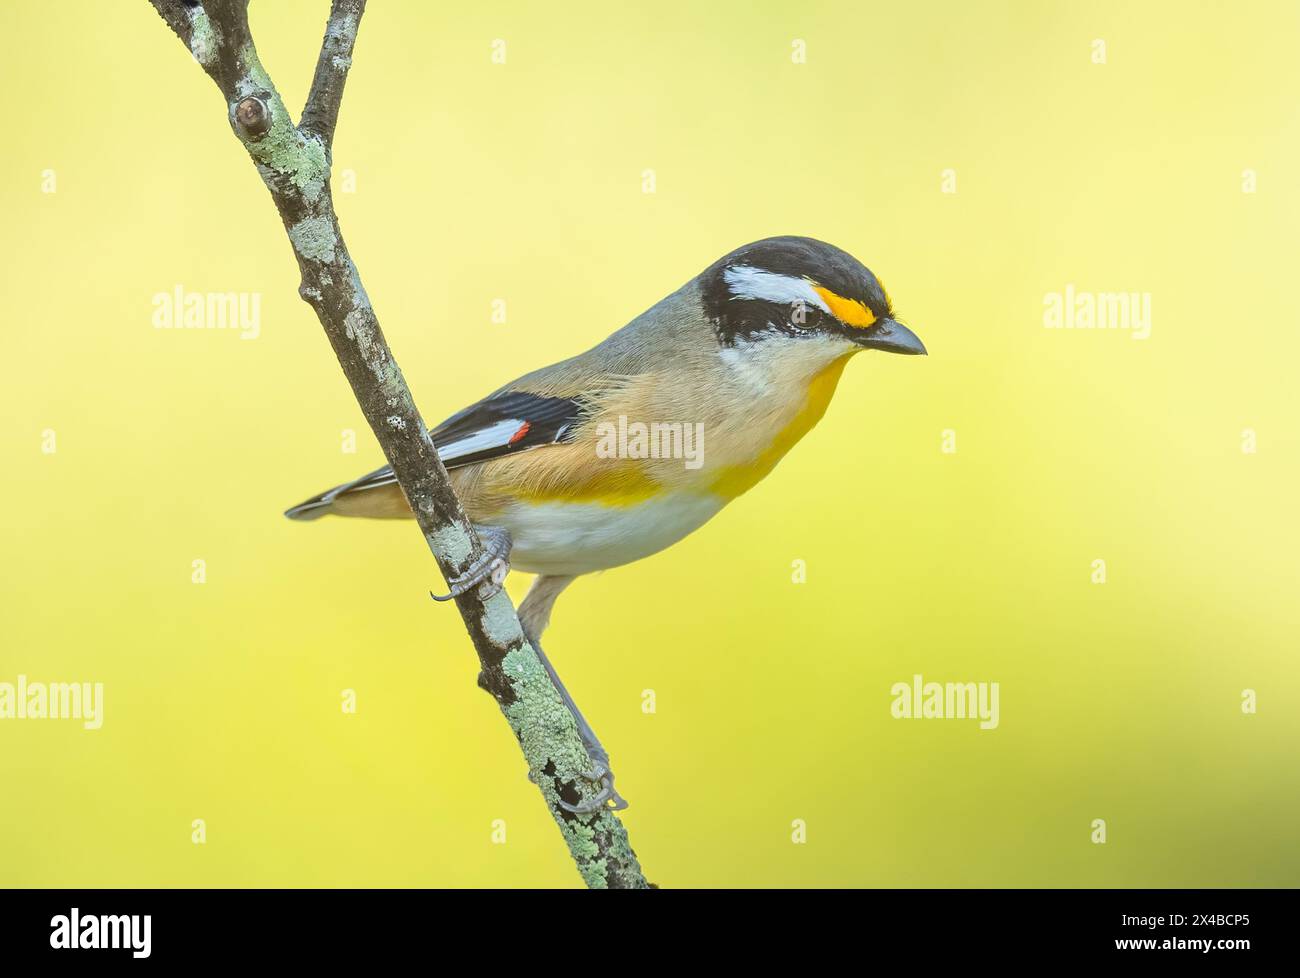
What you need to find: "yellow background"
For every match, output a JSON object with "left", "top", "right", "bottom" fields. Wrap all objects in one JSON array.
[{"left": 2, "top": 0, "right": 1297, "bottom": 887}]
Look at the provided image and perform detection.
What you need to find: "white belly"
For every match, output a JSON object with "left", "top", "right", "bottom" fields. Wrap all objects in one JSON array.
[{"left": 499, "top": 492, "right": 727, "bottom": 576}]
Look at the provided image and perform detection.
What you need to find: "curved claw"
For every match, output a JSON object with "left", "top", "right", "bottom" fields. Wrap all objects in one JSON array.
[
  {"left": 430, "top": 556, "right": 509, "bottom": 603},
  {"left": 604, "top": 788, "right": 630, "bottom": 812},
  {"left": 557, "top": 761, "right": 629, "bottom": 814}
]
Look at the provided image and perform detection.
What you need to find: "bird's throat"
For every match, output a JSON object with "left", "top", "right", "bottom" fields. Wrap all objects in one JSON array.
[{"left": 706, "top": 352, "right": 854, "bottom": 500}]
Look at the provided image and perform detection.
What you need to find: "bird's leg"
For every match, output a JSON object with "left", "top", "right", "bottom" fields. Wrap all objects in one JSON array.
[
  {"left": 429, "top": 525, "right": 511, "bottom": 602},
  {"left": 531, "top": 635, "right": 628, "bottom": 813},
  {"left": 519, "top": 575, "right": 628, "bottom": 813}
]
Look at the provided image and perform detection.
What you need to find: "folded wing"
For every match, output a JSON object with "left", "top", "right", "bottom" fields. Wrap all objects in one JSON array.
[{"left": 284, "top": 390, "right": 586, "bottom": 519}]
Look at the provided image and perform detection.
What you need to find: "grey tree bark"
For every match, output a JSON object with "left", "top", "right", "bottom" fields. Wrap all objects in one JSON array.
[{"left": 146, "top": 0, "right": 649, "bottom": 889}]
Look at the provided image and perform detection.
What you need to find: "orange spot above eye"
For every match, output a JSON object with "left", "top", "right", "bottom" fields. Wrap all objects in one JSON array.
[
  {"left": 812, "top": 285, "right": 876, "bottom": 329},
  {"left": 509, "top": 421, "right": 531, "bottom": 444}
]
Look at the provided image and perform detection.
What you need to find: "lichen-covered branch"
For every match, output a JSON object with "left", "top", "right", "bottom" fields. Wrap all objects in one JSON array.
[{"left": 146, "top": 0, "right": 650, "bottom": 889}]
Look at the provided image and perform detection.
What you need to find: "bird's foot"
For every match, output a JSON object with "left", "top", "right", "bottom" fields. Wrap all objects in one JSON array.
[
  {"left": 559, "top": 756, "right": 629, "bottom": 814},
  {"left": 429, "top": 526, "right": 512, "bottom": 602}
]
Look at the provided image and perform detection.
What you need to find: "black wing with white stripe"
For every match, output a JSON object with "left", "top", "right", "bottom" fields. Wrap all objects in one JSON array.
[
  {"left": 284, "top": 391, "right": 585, "bottom": 519},
  {"left": 429, "top": 390, "right": 585, "bottom": 468}
]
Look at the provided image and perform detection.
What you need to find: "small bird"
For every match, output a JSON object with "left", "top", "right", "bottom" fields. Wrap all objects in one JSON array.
[{"left": 286, "top": 236, "right": 925, "bottom": 811}]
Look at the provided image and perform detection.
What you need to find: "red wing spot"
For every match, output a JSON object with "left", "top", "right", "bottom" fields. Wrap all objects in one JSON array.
[{"left": 508, "top": 421, "right": 531, "bottom": 445}]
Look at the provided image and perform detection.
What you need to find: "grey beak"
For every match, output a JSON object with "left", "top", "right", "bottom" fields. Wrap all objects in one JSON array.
[{"left": 853, "top": 318, "right": 927, "bottom": 355}]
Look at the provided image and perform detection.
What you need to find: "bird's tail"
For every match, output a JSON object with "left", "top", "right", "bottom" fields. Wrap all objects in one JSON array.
[
  {"left": 284, "top": 464, "right": 396, "bottom": 521},
  {"left": 284, "top": 493, "right": 335, "bottom": 521}
]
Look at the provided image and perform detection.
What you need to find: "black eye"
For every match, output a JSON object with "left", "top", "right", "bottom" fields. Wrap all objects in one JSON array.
[{"left": 789, "top": 301, "right": 822, "bottom": 330}]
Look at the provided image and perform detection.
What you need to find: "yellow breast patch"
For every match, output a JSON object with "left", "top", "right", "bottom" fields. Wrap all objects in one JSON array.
[{"left": 707, "top": 352, "right": 852, "bottom": 500}]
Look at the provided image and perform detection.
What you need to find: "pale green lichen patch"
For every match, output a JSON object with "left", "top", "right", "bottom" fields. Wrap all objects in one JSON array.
[
  {"left": 289, "top": 137, "right": 329, "bottom": 200},
  {"left": 431, "top": 523, "right": 473, "bottom": 568},
  {"left": 501, "top": 643, "right": 590, "bottom": 783},
  {"left": 586, "top": 814, "right": 646, "bottom": 889},
  {"left": 480, "top": 590, "right": 523, "bottom": 647},
  {"left": 288, "top": 216, "right": 336, "bottom": 263},
  {"left": 188, "top": 8, "right": 217, "bottom": 66},
  {"left": 233, "top": 45, "right": 329, "bottom": 202}
]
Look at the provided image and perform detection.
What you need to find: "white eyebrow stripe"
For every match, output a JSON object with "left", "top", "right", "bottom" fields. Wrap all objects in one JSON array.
[{"left": 723, "top": 265, "right": 831, "bottom": 314}]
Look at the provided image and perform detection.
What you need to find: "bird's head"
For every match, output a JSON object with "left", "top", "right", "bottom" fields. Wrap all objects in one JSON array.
[{"left": 701, "top": 236, "right": 926, "bottom": 356}]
